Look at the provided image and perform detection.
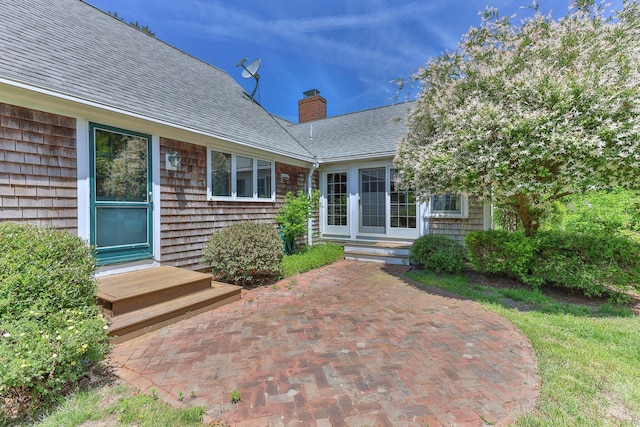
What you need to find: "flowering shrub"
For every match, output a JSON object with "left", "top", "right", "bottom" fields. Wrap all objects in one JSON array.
[
  {"left": 0, "top": 223, "right": 108, "bottom": 418},
  {"left": 202, "top": 222, "right": 283, "bottom": 286},
  {"left": 395, "top": 2, "right": 640, "bottom": 236},
  {"left": 410, "top": 235, "right": 466, "bottom": 274}
]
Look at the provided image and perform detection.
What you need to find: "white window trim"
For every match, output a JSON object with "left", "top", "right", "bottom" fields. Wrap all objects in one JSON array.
[
  {"left": 426, "top": 193, "right": 469, "bottom": 218},
  {"left": 206, "top": 148, "right": 275, "bottom": 202}
]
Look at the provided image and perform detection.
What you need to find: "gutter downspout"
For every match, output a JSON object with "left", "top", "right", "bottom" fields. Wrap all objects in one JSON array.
[{"left": 307, "top": 160, "right": 319, "bottom": 246}]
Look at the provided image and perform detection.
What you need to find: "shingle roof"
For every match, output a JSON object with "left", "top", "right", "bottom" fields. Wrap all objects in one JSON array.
[
  {"left": 0, "top": 0, "right": 315, "bottom": 161},
  {"left": 285, "top": 102, "right": 415, "bottom": 163}
]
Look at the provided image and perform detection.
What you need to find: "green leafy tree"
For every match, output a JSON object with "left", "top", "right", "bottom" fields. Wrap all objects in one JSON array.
[
  {"left": 395, "top": 1, "right": 640, "bottom": 236},
  {"left": 276, "top": 190, "right": 320, "bottom": 255}
]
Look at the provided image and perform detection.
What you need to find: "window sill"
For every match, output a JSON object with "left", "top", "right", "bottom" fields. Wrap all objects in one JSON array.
[
  {"left": 426, "top": 213, "right": 468, "bottom": 219},
  {"left": 208, "top": 196, "right": 276, "bottom": 203}
]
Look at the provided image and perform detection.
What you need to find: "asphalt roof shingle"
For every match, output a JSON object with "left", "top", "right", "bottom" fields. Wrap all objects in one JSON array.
[{"left": 286, "top": 102, "right": 415, "bottom": 163}]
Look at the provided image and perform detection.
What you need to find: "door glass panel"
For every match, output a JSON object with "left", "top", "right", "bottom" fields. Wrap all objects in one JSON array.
[
  {"left": 94, "top": 129, "right": 148, "bottom": 202},
  {"left": 390, "top": 169, "right": 417, "bottom": 229},
  {"left": 96, "top": 207, "right": 148, "bottom": 247},
  {"left": 360, "top": 168, "right": 386, "bottom": 233},
  {"left": 327, "top": 172, "right": 347, "bottom": 226}
]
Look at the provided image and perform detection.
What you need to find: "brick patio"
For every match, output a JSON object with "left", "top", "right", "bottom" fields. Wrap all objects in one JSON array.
[{"left": 110, "top": 260, "right": 539, "bottom": 426}]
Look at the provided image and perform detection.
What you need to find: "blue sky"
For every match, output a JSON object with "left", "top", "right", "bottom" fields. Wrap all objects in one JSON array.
[{"left": 84, "top": 1, "right": 619, "bottom": 123}]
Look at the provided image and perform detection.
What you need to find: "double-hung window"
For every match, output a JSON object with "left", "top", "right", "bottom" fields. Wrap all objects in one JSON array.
[
  {"left": 207, "top": 148, "right": 274, "bottom": 201},
  {"left": 428, "top": 192, "right": 468, "bottom": 218}
]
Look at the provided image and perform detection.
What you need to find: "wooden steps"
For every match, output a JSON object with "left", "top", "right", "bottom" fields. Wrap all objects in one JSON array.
[{"left": 97, "top": 266, "right": 241, "bottom": 343}]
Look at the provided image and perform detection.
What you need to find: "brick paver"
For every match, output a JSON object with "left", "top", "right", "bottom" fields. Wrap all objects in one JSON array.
[{"left": 110, "top": 260, "right": 539, "bottom": 426}]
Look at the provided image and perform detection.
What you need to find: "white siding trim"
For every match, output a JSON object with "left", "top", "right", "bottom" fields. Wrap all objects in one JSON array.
[
  {"left": 76, "top": 118, "right": 90, "bottom": 241},
  {"left": 152, "top": 135, "right": 161, "bottom": 262}
]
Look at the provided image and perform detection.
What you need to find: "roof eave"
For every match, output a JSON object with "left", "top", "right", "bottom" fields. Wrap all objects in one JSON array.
[{"left": 1, "top": 76, "right": 316, "bottom": 163}]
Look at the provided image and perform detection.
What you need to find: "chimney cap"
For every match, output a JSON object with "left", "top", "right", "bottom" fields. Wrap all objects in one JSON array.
[{"left": 303, "top": 89, "right": 321, "bottom": 98}]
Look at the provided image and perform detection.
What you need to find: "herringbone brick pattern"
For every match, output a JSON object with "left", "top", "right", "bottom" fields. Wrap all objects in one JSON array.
[{"left": 110, "top": 261, "right": 539, "bottom": 426}]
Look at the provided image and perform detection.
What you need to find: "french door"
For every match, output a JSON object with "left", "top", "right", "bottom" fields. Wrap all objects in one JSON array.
[
  {"left": 324, "top": 172, "right": 349, "bottom": 235},
  {"left": 359, "top": 168, "right": 386, "bottom": 234},
  {"left": 358, "top": 167, "right": 418, "bottom": 237},
  {"left": 89, "top": 123, "right": 153, "bottom": 265}
]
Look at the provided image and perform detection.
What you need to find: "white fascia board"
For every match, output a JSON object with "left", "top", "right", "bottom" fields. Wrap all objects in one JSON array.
[{"left": 315, "top": 151, "right": 397, "bottom": 163}]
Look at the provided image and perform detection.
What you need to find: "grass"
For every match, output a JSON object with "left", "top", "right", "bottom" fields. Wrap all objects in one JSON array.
[
  {"left": 280, "top": 242, "right": 344, "bottom": 278},
  {"left": 407, "top": 269, "right": 640, "bottom": 426},
  {"left": 27, "top": 383, "right": 207, "bottom": 427}
]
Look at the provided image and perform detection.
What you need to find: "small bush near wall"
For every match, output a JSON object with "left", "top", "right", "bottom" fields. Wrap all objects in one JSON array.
[
  {"left": 0, "top": 223, "right": 108, "bottom": 420},
  {"left": 464, "top": 230, "right": 535, "bottom": 283},
  {"left": 465, "top": 230, "right": 640, "bottom": 300},
  {"left": 276, "top": 190, "right": 320, "bottom": 255},
  {"left": 202, "top": 222, "right": 283, "bottom": 287},
  {"left": 410, "top": 235, "right": 466, "bottom": 274}
]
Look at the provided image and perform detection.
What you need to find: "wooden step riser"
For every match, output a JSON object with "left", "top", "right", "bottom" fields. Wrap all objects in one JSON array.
[
  {"left": 108, "top": 289, "right": 241, "bottom": 343},
  {"left": 101, "top": 276, "right": 212, "bottom": 316}
]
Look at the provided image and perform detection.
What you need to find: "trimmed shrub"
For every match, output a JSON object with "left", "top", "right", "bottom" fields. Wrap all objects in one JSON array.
[
  {"left": 0, "top": 223, "right": 108, "bottom": 418},
  {"left": 410, "top": 234, "right": 466, "bottom": 274},
  {"left": 465, "top": 229, "right": 640, "bottom": 299},
  {"left": 530, "top": 231, "right": 640, "bottom": 298},
  {"left": 202, "top": 222, "right": 283, "bottom": 286},
  {"left": 465, "top": 230, "right": 536, "bottom": 283}
]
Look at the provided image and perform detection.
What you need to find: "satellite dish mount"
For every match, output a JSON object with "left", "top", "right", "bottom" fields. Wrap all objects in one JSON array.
[{"left": 236, "top": 58, "right": 261, "bottom": 100}]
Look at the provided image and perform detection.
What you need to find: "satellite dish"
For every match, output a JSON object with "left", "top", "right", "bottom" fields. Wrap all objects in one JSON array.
[
  {"left": 237, "top": 57, "right": 261, "bottom": 100},
  {"left": 241, "top": 58, "right": 261, "bottom": 79}
]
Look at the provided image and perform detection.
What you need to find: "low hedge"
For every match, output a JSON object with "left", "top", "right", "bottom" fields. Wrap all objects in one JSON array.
[
  {"left": 0, "top": 223, "right": 108, "bottom": 419},
  {"left": 202, "top": 222, "right": 283, "bottom": 287},
  {"left": 465, "top": 230, "right": 640, "bottom": 299},
  {"left": 410, "top": 234, "right": 467, "bottom": 274}
]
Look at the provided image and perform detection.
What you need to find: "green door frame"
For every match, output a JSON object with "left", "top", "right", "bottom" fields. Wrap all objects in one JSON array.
[{"left": 89, "top": 123, "right": 153, "bottom": 265}]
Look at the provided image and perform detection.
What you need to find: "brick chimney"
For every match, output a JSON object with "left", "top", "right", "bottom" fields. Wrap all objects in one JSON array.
[{"left": 298, "top": 89, "right": 326, "bottom": 123}]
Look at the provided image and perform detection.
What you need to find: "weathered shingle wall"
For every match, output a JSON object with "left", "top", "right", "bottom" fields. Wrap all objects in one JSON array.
[
  {"left": 0, "top": 103, "right": 77, "bottom": 232},
  {"left": 160, "top": 138, "right": 313, "bottom": 270},
  {"left": 428, "top": 198, "right": 486, "bottom": 244}
]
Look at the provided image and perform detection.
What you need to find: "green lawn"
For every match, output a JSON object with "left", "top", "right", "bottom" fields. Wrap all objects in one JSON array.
[
  {"left": 30, "top": 383, "right": 208, "bottom": 427},
  {"left": 407, "top": 270, "right": 640, "bottom": 426}
]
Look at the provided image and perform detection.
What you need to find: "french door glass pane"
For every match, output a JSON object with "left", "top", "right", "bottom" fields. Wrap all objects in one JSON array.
[
  {"left": 327, "top": 172, "right": 347, "bottom": 226},
  {"left": 360, "top": 168, "right": 385, "bottom": 229},
  {"left": 390, "top": 169, "right": 417, "bottom": 229}
]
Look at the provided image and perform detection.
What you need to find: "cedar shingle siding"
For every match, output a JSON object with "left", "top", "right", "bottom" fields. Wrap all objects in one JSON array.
[
  {"left": 160, "top": 138, "right": 313, "bottom": 270},
  {"left": 0, "top": 103, "right": 77, "bottom": 232},
  {"left": 428, "top": 197, "right": 485, "bottom": 243}
]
